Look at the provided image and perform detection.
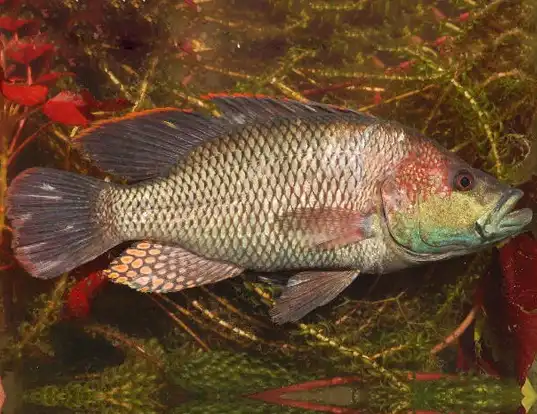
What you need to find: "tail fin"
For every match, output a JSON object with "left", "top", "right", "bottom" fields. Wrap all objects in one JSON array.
[{"left": 6, "top": 167, "right": 120, "bottom": 279}]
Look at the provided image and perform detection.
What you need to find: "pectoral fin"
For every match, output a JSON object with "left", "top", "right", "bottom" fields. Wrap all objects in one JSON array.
[
  {"left": 104, "top": 241, "right": 244, "bottom": 292},
  {"left": 274, "top": 208, "right": 374, "bottom": 249},
  {"left": 269, "top": 270, "right": 360, "bottom": 324}
]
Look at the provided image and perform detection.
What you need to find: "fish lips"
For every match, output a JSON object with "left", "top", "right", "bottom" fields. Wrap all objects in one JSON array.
[
  {"left": 475, "top": 188, "right": 533, "bottom": 241},
  {"left": 380, "top": 186, "right": 532, "bottom": 263}
]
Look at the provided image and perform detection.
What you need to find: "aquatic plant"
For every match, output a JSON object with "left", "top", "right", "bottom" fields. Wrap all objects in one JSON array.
[
  {"left": 0, "top": 0, "right": 131, "bottom": 338},
  {"left": 23, "top": 325, "right": 165, "bottom": 413},
  {"left": 2, "top": 0, "right": 537, "bottom": 413},
  {"left": 460, "top": 234, "right": 537, "bottom": 413},
  {"left": 20, "top": 328, "right": 523, "bottom": 414}
]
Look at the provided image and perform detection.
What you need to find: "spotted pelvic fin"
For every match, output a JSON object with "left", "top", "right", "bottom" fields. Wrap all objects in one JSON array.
[{"left": 104, "top": 241, "right": 244, "bottom": 292}]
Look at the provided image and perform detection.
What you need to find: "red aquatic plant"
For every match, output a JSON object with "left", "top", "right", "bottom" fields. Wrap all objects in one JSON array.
[
  {"left": 0, "top": 9, "right": 131, "bottom": 176},
  {"left": 498, "top": 234, "right": 537, "bottom": 382},
  {"left": 428, "top": 177, "right": 537, "bottom": 412},
  {"left": 0, "top": 22, "right": 129, "bottom": 125},
  {"left": 63, "top": 270, "right": 108, "bottom": 320},
  {"left": 470, "top": 233, "right": 537, "bottom": 385},
  {"left": 248, "top": 372, "right": 461, "bottom": 414},
  {"left": 434, "top": 232, "right": 537, "bottom": 413},
  {"left": 0, "top": 7, "right": 130, "bottom": 235},
  {"left": 480, "top": 234, "right": 537, "bottom": 414},
  {"left": 248, "top": 376, "right": 364, "bottom": 413},
  {"left": 0, "top": 4, "right": 130, "bottom": 326},
  {"left": 0, "top": 377, "right": 4, "bottom": 413}
]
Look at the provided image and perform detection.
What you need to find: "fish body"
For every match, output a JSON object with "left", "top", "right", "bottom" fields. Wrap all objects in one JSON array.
[
  {"left": 105, "top": 112, "right": 408, "bottom": 274},
  {"left": 6, "top": 96, "right": 532, "bottom": 323}
]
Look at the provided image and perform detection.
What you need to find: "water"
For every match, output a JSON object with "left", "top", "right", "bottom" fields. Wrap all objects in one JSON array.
[{"left": 0, "top": 0, "right": 536, "bottom": 413}]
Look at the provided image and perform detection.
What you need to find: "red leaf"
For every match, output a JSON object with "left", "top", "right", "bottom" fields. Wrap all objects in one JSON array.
[
  {"left": 179, "top": 39, "right": 195, "bottom": 55},
  {"left": 79, "top": 89, "right": 131, "bottom": 112},
  {"left": 181, "top": 73, "right": 194, "bottom": 86},
  {"left": 79, "top": 89, "right": 99, "bottom": 107},
  {"left": 184, "top": 0, "right": 201, "bottom": 12},
  {"left": 64, "top": 286, "right": 91, "bottom": 319},
  {"left": 0, "top": 16, "right": 32, "bottom": 32},
  {"left": 94, "top": 98, "right": 131, "bottom": 112},
  {"left": 431, "top": 6, "right": 446, "bottom": 21},
  {"left": 43, "top": 91, "right": 90, "bottom": 126},
  {"left": 35, "top": 71, "right": 75, "bottom": 84},
  {"left": 371, "top": 55, "right": 385, "bottom": 69},
  {"left": 499, "top": 234, "right": 537, "bottom": 382},
  {"left": 4, "top": 64, "right": 15, "bottom": 79},
  {"left": 433, "top": 36, "right": 449, "bottom": 47},
  {"left": 410, "top": 35, "right": 424, "bottom": 45},
  {"left": 373, "top": 92, "right": 382, "bottom": 105},
  {"left": 1, "top": 81, "right": 48, "bottom": 106},
  {"left": 6, "top": 40, "right": 54, "bottom": 65},
  {"left": 398, "top": 60, "right": 416, "bottom": 71},
  {"left": 63, "top": 271, "right": 107, "bottom": 319},
  {"left": 459, "top": 12, "right": 470, "bottom": 22}
]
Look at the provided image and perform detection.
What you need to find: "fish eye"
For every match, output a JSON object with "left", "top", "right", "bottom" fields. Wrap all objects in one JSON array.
[{"left": 453, "top": 170, "right": 474, "bottom": 191}]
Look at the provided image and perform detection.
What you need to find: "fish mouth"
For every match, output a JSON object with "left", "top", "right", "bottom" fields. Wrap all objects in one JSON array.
[{"left": 475, "top": 188, "right": 533, "bottom": 241}]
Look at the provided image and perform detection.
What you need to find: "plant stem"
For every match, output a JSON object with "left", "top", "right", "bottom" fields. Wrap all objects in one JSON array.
[
  {"left": 148, "top": 294, "right": 210, "bottom": 352},
  {"left": 299, "top": 323, "right": 411, "bottom": 393},
  {"left": 430, "top": 304, "right": 480, "bottom": 355},
  {"left": 7, "top": 116, "right": 26, "bottom": 155},
  {"left": 8, "top": 121, "right": 52, "bottom": 166}
]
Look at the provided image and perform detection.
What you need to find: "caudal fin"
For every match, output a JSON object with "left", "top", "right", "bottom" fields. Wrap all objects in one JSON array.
[{"left": 6, "top": 167, "right": 120, "bottom": 279}]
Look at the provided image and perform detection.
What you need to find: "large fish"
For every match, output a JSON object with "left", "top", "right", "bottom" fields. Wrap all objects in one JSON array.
[{"left": 6, "top": 95, "right": 533, "bottom": 324}]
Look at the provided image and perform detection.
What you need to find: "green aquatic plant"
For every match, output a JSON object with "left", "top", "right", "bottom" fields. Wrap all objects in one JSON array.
[
  {"left": 23, "top": 329, "right": 165, "bottom": 413},
  {"left": 20, "top": 328, "right": 523, "bottom": 414}
]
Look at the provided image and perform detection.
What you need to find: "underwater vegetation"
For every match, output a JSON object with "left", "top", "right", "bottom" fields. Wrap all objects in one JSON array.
[{"left": 0, "top": 0, "right": 536, "bottom": 413}]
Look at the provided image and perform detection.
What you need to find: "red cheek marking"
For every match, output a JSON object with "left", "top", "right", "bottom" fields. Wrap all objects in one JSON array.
[{"left": 392, "top": 142, "right": 452, "bottom": 203}]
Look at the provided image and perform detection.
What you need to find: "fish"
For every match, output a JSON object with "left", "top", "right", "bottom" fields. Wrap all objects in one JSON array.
[{"left": 6, "top": 95, "right": 533, "bottom": 324}]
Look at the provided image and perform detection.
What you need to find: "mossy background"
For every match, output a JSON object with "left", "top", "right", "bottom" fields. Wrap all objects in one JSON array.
[{"left": 0, "top": 0, "right": 536, "bottom": 413}]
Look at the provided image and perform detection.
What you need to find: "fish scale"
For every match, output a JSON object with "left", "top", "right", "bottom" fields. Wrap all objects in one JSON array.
[
  {"left": 103, "top": 114, "right": 397, "bottom": 272},
  {"left": 7, "top": 95, "right": 531, "bottom": 323}
]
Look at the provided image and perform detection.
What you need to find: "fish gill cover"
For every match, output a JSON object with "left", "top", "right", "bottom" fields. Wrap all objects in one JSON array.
[{"left": 0, "top": 0, "right": 535, "bottom": 413}]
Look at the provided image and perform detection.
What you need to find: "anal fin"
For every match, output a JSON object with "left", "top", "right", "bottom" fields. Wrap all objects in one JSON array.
[
  {"left": 269, "top": 270, "right": 360, "bottom": 324},
  {"left": 103, "top": 241, "right": 244, "bottom": 292}
]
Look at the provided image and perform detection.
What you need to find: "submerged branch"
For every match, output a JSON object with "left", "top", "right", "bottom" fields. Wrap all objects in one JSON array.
[
  {"left": 84, "top": 324, "right": 167, "bottom": 368},
  {"left": 430, "top": 304, "right": 480, "bottom": 355}
]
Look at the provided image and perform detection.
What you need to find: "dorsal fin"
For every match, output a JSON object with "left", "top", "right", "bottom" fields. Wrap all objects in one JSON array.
[
  {"left": 74, "top": 96, "right": 370, "bottom": 182},
  {"left": 205, "top": 93, "right": 362, "bottom": 124},
  {"left": 73, "top": 108, "right": 229, "bottom": 181}
]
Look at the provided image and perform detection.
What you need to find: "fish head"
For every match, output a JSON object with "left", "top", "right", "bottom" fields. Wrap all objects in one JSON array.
[{"left": 379, "top": 140, "right": 533, "bottom": 260}]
